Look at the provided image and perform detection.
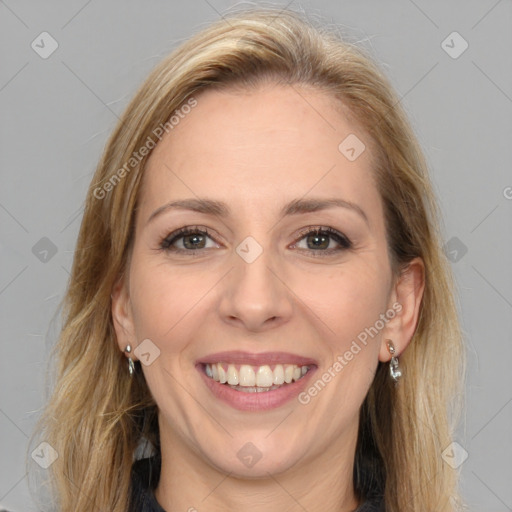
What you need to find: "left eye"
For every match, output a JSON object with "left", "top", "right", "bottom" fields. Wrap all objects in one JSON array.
[{"left": 292, "top": 227, "right": 352, "bottom": 254}]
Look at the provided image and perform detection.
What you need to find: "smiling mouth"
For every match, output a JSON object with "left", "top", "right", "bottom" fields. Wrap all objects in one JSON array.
[{"left": 203, "top": 362, "right": 312, "bottom": 392}]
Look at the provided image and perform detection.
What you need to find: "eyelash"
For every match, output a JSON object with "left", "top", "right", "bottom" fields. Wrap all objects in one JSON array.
[{"left": 159, "top": 225, "right": 352, "bottom": 257}]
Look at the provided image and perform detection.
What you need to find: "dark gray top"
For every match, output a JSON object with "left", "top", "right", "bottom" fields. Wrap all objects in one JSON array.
[{"left": 129, "top": 455, "right": 384, "bottom": 511}]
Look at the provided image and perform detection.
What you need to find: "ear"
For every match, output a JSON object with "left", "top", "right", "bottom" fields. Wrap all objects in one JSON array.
[
  {"left": 111, "top": 276, "right": 138, "bottom": 361},
  {"left": 379, "top": 257, "right": 425, "bottom": 362}
]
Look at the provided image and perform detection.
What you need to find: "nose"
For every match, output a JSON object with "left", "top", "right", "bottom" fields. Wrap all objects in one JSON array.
[{"left": 217, "top": 243, "right": 294, "bottom": 332}]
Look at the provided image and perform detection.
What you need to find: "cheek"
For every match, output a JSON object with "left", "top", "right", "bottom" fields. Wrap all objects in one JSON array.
[
  {"left": 292, "top": 259, "right": 391, "bottom": 348},
  {"left": 292, "top": 263, "right": 390, "bottom": 422},
  {"left": 128, "top": 255, "right": 218, "bottom": 346}
]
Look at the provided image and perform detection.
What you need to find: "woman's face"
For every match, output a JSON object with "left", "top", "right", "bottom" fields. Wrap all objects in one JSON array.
[{"left": 113, "top": 83, "right": 420, "bottom": 478}]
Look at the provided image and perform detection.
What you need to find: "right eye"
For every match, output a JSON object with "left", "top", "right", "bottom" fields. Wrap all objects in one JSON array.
[{"left": 159, "top": 226, "right": 220, "bottom": 254}]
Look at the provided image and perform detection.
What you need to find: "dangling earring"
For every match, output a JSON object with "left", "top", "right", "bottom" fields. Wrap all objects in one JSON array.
[
  {"left": 386, "top": 339, "right": 402, "bottom": 382},
  {"left": 124, "top": 344, "right": 135, "bottom": 377}
]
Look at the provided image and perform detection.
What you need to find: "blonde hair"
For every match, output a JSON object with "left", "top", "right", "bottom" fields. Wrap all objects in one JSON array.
[{"left": 29, "top": 6, "right": 465, "bottom": 511}]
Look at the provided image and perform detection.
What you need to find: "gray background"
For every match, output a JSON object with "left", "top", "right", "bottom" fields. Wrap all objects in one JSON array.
[{"left": 1, "top": 1, "right": 511, "bottom": 510}]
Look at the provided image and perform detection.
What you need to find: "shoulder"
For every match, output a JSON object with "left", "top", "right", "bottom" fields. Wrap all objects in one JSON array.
[
  {"left": 356, "top": 488, "right": 385, "bottom": 511},
  {"left": 129, "top": 454, "right": 166, "bottom": 512},
  {"left": 356, "top": 498, "right": 385, "bottom": 511},
  {"left": 355, "top": 487, "right": 385, "bottom": 512}
]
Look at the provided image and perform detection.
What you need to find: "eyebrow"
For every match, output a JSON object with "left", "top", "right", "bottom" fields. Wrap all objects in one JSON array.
[{"left": 146, "top": 197, "right": 369, "bottom": 226}]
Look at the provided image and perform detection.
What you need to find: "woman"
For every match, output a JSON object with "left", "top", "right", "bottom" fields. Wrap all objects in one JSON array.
[{"left": 30, "top": 6, "right": 465, "bottom": 512}]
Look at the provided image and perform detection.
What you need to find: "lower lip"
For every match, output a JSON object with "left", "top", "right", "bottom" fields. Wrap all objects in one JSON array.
[{"left": 197, "top": 364, "right": 317, "bottom": 411}]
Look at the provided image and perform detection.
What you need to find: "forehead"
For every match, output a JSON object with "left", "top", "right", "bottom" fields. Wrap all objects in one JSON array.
[{"left": 139, "top": 83, "right": 381, "bottom": 221}]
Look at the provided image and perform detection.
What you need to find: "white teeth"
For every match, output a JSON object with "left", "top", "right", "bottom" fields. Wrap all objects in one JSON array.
[
  {"left": 239, "top": 364, "right": 256, "bottom": 386},
  {"left": 256, "top": 365, "right": 273, "bottom": 387},
  {"left": 273, "top": 364, "right": 285, "bottom": 385},
  {"left": 204, "top": 362, "right": 311, "bottom": 388},
  {"left": 227, "top": 364, "right": 239, "bottom": 385},
  {"left": 284, "top": 365, "right": 294, "bottom": 383},
  {"left": 218, "top": 365, "right": 227, "bottom": 384},
  {"left": 229, "top": 384, "right": 282, "bottom": 393}
]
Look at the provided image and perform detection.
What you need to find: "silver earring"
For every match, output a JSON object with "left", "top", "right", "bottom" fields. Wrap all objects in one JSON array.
[
  {"left": 124, "top": 344, "right": 135, "bottom": 377},
  {"left": 386, "top": 340, "right": 402, "bottom": 382}
]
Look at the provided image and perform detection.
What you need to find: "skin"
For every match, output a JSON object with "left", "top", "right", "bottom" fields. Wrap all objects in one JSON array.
[{"left": 112, "top": 82, "right": 425, "bottom": 512}]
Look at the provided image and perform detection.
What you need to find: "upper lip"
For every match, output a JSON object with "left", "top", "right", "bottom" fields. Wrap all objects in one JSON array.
[{"left": 197, "top": 350, "right": 318, "bottom": 367}]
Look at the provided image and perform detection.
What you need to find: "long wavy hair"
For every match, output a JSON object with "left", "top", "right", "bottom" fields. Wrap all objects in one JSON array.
[{"left": 29, "top": 6, "right": 465, "bottom": 511}]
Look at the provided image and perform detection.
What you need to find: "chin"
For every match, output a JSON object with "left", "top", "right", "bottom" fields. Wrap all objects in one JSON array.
[{"left": 203, "top": 438, "right": 304, "bottom": 478}]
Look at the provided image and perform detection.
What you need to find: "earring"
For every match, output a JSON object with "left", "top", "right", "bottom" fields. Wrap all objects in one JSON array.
[
  {"left": 124, "top": 344, "right": 135, "bottom": 377},
  {"left": 386, "top": 340, "right": 402, "bottom": 382}
]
